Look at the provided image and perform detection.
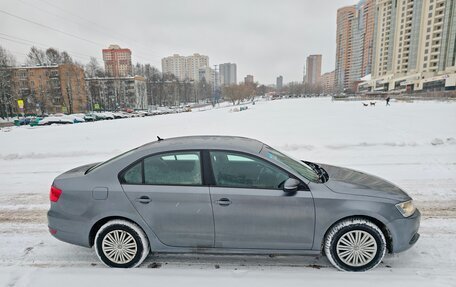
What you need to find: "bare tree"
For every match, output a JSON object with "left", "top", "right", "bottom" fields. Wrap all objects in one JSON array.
[
  {"left": 45, "top": 48, "right": 62, "bottom": 65},
  {"left": 0, "top": 46, "right": 16, "bottom": 119},
  {"left": 85, "top": 57, "right": 105, "bottom": 78},
  {"left": 60, "top": 51, "right": 73, "bottom": 64},
  {"left": 26, "top": 46, "right": 47, "bottom": 66},
  {"left": 222, "top": 84, "right": 245, "bottom": 105}
]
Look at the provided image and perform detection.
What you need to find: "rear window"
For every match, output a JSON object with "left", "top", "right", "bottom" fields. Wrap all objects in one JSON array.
[{"left": 85, "top": 147, "right": 140, "bottom": 174}]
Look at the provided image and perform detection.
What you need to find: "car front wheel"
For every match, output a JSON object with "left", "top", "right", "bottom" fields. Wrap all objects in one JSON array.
[
  {"left": 324, "top": 218, "right": 386, "bottom": 272},
  {"left": 94, "top": 219, "right": 150, "bottom": 268}
]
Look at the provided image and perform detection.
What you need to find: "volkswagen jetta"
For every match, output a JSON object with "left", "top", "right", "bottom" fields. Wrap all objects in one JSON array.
[{"left": 47, "top": 136, "right": 420, "bottom": 271}]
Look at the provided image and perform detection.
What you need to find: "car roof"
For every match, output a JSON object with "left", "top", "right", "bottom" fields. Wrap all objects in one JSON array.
[{"left": 138, "top": 135, "right": 265, "bottom": 154}]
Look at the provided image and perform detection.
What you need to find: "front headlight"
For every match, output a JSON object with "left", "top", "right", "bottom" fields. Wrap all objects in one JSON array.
[{"left": 395, "top": 200, "right": 416, "bottom": 217}]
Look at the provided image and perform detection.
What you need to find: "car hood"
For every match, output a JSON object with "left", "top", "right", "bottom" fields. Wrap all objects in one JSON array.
[{"left": 319, "top": 163, "right": 411, "bottom": 202}]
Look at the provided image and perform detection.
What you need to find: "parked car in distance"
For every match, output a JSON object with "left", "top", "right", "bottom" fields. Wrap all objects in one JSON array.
[
  {"left": 64, "top": 114, "right": 85, "bottom": 123},
  {"left": 47, "top": 136, "right": 420, "bottom": 271},
  {"left": 84, "top": 113, "right": 96, "bottom": 122},
  {"left": 38, "top": 116, "right": 74, "bottom": 125}
]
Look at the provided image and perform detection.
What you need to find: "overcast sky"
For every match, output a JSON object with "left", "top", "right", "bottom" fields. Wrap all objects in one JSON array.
[{"left": 1, "top": 0, "right": 355, "bottom": 85}]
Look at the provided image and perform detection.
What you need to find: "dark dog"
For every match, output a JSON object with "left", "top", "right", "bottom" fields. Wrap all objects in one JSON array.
[
  {"left": 363, "top": 103, "right": 369, "bottom": 107},
  {"left": 370, "top": 102, "right": 376, "bottom": 106}
]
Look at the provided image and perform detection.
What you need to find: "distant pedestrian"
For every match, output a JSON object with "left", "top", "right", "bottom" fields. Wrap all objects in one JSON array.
[{"left": 386, "top": 97, "right": 391, "bottom": 106}]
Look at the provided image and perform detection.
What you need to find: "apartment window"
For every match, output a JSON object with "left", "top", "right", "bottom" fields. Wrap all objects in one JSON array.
[{"left": 429, "top": 5, "right": 433, "bottom": 10}]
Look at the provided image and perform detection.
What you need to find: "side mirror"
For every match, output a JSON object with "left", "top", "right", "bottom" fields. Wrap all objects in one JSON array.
[{"left": 283, "top": 178, "right": 301, "bottom": 193}]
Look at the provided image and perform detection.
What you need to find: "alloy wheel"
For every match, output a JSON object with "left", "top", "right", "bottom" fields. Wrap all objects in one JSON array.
[
  {"left": 336, "top": 230, "right": 377, "bottom": 267},
  {"left": 102, "top": 230, "right": 138, "bottom": 264}
]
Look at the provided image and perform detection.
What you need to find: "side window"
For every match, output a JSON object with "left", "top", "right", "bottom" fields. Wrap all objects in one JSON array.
[
  {"left": 122, "top": 161, "right": 143, "bottom": 184},
  {"left": 144, "top": 151, "right": 202, "bottom": 185},
  {"left": 210, "top": 151, "right": 289, "bottom": 189}
]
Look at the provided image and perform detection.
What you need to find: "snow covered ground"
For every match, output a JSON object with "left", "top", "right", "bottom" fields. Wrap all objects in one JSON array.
[{"left": 0, "top": 97, "right": 455, "bottom": 286}]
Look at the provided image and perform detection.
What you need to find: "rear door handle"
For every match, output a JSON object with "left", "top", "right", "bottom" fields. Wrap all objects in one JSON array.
[
  {"left": 216, "top": 198, "right": 231, "bottom": 206},
  {"left": 136, "top": 196, "right": 152, "bottom": 204}
]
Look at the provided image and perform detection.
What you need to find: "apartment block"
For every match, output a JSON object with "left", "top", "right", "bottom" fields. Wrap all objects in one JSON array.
[
  {"left": 85, "top": 76, "right": 147, "bottom": 111},
  {"left": 102, "top": 44, "right": 132, "bottom": 77},
  {"left": 244, "top": 75, "right": 254, "bottom": 84},
  {"left": 335, "top": 0, "right": 375, "bottom": 92},
  {"left": 305, "top": 55, "right": 322, "bottom": 85},
  {"left": 321, "top": 71, "right": 336, "bottom": 93},
  {"left": 219, "top": 63, "right": 237, "bottom": 86},
  {"left": 363, "top": 0, "right": 456, "bottom": 92},
  {"left": 198, "top": 66, "right": 218, "bottom": 88},
  {"left": 276, "top": 75, "right": 283, "bottom": 90},
  {"left": 3, "top": 63, "right": 87, "bottom": 115},
  {"left": 161, "top": 53, "right": 209, "bottom": 81}
]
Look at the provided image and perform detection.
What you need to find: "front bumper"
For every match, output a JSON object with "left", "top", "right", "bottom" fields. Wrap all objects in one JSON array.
[{"left": 386, "top": 208, "right": 421, "bottom": 253}]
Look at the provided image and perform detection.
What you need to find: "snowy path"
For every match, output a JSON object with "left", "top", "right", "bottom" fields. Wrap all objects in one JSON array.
[
  {"left": 0, "top": 97, "right": 455, "bottom": 286},
  {"left": 0, "top": 217, "right": 455, "bottom": 286}
]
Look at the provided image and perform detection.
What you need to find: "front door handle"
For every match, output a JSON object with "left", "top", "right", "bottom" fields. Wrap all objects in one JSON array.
[
  {"left": 136, "top": 196, "right": 152, "bottom": 204},
  {"left": 216, "top": 198, "right": 232, "bottom": 206}
]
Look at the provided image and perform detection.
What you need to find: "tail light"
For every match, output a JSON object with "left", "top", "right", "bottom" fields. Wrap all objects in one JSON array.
[{"left": 50, "top": 185, "right": 62, "bottom": 202}]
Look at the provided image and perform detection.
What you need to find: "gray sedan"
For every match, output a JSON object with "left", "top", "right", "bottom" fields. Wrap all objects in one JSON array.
[{"left": 47, "top": 136, "right": 420, "bottom": 271}]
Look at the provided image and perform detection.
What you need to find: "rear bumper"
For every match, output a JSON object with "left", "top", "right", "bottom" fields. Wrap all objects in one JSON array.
[
  {"left": 387, "top": 208, "right": 421, "bottom": 253},
  {"left": 47, "top": 209, "right": 91, "bottom": 247}
]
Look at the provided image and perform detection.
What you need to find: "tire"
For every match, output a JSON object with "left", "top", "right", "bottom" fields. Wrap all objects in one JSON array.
[
  {"left": 94, "top": 219, "right": 150, "bottom": 268},
  {"left": 324, "top": 218, "right": 386, "bottom": 272}
]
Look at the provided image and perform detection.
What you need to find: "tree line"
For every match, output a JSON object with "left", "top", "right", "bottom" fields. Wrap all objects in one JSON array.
[{"left": 1, "top": 44, "right": 320, "bottom": 118}]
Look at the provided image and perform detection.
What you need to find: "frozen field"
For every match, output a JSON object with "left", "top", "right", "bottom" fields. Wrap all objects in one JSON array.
[{"left": 0, "top": 97, "right": 455, "bottom": 286}]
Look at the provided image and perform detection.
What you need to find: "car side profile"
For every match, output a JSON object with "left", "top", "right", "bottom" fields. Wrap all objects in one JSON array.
[{"left": 47, "top": 136, "right": 420, "bottom": 271}]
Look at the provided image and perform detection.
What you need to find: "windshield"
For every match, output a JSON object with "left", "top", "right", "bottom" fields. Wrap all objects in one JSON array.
[{"left": 264, "top": 146, "right": 321, "bottom": 183}]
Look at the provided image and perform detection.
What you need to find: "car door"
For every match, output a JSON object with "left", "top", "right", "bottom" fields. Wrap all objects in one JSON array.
[
  {"left": 121, "top": 151, "right": 214, "bottom": 248},
  {"left": 208, "top": 150, "right": 315, "bottom": 250}
]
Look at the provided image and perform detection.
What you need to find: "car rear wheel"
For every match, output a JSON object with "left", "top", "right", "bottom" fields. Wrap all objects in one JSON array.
[
  {"left": 324, "top": 218, "right": 386, "bottom": 272},
  {"left": 94, "top": 219, "right": 149, "bottom": 268}
]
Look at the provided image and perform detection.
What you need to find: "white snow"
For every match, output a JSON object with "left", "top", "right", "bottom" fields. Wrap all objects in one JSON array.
[{"left": 0, "top": 97, "right": 455, "bottom": 286}]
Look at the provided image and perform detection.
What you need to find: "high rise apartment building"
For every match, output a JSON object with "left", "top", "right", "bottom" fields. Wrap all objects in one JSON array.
[
  {"left": 102, "top": 44, "right": 132, "bottom": 77},
  {"left": 305, "top": 55, "right": 322, "bottom": 85},
  {"left": 276, "top": 75, "right": 283, "bottom": 90},
  {"left": 161, "top": 53, "right": 209, "bottom": 81},
  {"left": 362, "top": 0, "right": 456, "bottom": 91},
  {"left": 321, "top": 71, "right": 336, "bottom": 93},
  {"left": 335, "top": 0, "right": 375, "bottom": 91},
  {"left": 219, "top": 63, "right": 237, "bottom": 86}
]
